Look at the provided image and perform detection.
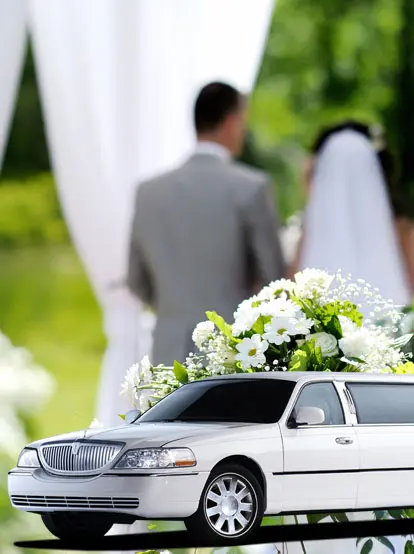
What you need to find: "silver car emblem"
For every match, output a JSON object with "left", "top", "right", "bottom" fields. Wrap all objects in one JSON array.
[{"left": 72, "top": 442, "right": 81, "bottom": 456}]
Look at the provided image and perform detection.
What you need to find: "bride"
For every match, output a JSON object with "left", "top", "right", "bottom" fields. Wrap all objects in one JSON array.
[
  {"left": 282, "top": 123, "right": 411, "bottom": 554},
  {"left": 288, "top": 122, "right": 412, "bottom": 308}
]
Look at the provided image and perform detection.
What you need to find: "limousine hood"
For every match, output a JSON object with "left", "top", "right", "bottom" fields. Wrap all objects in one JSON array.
[{"left": 27, "top": 421, "right": 248, "bottom": 450}]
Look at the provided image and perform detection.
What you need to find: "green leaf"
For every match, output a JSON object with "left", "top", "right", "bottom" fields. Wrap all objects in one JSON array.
[
  {"left": 118, "top": 413, "right": 126, "bottom": 420},
  {"left": 325, "top": 314, "right": 343, "bottom": 339},
  {"left": 316, "top": 301, "right": 363, "bottom": 327},
  {"left": 375, "top": 536, "right": 395, "bottom": 554},
  {"left": 405, "top": 540, "right": 414, "bottom": 554},
  {"left": 341, "top": 356, "right": 366, "bottom": 367},
  {"left": 392, "top": 333, "right": 413, "bottom": 349},
  {"left": 173, "top": 360, "right": 188, "bottom": 384},
  {"left": 306, "top": 513, "right": 331, "bottom": 524},
  {"left": 288, "top": 348, "right": 309, "bottom": 371},
  {"left": 206, "top": 310, "right": 234, "bottom": 339},
  {"left": 403, "top": 508, "right": 414, "bottom": 518},
  {"left": 252, "top": 314, "right": 271, "bottom": 335},
  {"left": 331, "top": 512, "right": 349, "bottom": 523},
  {"left": 374, "top": 510, "right": 387, "bottom": 520},
  {"left": 361, "top": 539, "right": 373, "bottom": 554},
  {"left": 388, "top": 509, "right": 404, "bottom": 519}
]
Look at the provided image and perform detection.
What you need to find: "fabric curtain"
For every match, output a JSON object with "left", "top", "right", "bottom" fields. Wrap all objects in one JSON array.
[
  {"left": 28, "top": 0, "right": 274, "bottom": 428},
  {"left": 0, "top": 0, "right": 27, "bottom": 170}
]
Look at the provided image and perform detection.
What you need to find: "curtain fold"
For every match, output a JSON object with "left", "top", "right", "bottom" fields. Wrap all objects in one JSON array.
[
  {"left": 28, "top": 0, "right": 274, "bottom": 429},
  {"left": 0, "top": 0, "right": 27, "bottom": 170}
]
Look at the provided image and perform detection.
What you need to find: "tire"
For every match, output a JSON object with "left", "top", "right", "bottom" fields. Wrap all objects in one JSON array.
[
  {"left": 41, "top": 512, "right": 113, "bottom": 541},
  {"left": 185, "top": 463, "right": 264, "bottom": 545}
]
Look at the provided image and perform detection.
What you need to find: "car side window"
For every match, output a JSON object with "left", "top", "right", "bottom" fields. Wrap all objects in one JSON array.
[
  {"left": 291, "top": 382, "right": 345, "bottom": 426},
  {"left": 347, "top": 383, "right": 414, "bottom": 424}
]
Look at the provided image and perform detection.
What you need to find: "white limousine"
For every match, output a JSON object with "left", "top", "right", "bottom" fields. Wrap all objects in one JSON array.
[{"left": 8, "top": 372, "right": 414, "bottom": 544}]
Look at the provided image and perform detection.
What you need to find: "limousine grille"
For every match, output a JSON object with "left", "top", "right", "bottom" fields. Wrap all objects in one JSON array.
[
  {"left": 40, "top": 442, "right": 123, "bottom": 474},
  {"left": 11, "top": 495, "right": 139, "bottom": 510}
]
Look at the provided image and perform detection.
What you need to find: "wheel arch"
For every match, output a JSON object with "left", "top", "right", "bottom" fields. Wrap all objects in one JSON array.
[{"left": 211, "top": 455, "right": 267, "bottom": 509}]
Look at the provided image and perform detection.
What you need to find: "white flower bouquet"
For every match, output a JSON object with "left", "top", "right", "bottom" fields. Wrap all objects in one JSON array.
[{"left": 122, "top": 269, "right": 413, "bottom": 412}]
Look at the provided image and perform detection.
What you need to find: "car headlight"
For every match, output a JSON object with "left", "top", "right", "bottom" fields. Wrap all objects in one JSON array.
[
  {"left": 114, "top": 448, "right": 196, "bottom": 469},
  {"left": 17, "top": 448, "right": 41, "bottom": 468}
]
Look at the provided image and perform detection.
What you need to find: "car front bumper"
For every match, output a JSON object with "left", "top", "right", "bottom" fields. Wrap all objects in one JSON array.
[{"left": 8, "top": 468, "right": 209, "bottom": 519}]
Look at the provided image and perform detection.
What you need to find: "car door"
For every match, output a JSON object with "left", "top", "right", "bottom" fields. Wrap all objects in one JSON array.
[
  {"left": 346, "top": 381, "right": 414, "bottom": 510},
  {"left": 280, "top": 380, "right": 359, "bottom": 512}
]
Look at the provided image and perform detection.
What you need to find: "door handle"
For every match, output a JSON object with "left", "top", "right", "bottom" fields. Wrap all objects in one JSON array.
[{"left": 335, "top": 437, "right": 353, "bottom": 445}]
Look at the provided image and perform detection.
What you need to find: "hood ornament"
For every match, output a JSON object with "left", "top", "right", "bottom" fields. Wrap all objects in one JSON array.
[{"left": 72, "top": 442, "right": 81, "bottom": 456}]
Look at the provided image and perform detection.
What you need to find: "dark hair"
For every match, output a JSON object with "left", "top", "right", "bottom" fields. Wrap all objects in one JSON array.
[
  {"left": 311, "top": 120, "right": 371, "bottom": 154},
  {"left": 194, "top": 82, "right": 242, "bottom": 134},
  {"left": 311, "top": 119, "right": 403, "bottom": 215}
]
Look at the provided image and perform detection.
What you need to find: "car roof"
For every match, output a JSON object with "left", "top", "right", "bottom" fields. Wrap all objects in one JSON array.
[{"left": 199, "top": 371, "right": 414, "bottom": 384}]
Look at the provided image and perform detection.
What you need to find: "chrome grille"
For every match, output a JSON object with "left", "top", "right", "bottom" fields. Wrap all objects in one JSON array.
[
  {"left": 11, "top": 495, "right": 139, "bottom": 510},
  {"left": 40, "top": 442, "right": 123, "bottom": 475}
]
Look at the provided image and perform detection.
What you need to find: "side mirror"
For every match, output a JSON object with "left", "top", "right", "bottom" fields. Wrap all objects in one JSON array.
[
  {"left": 289, "top": 406, "right": 325, "bottom": 428},
  {"left": 125, "top": 409, "right": 141, "bottom": 424}
]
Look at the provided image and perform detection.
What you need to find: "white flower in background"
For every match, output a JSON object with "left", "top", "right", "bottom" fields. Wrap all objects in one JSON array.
[
  {"left": 338, "top": 315, "right": 358, "bottom": 335},
  {"left": 306, "top": 332, "right": 339, "bottom": 357},
  {"left": 257, "top": 279, "right": 295, "bottom": 301},
  {"left": 0, "top": 412, "right": 27, "bottom": 457},
  {"left": 235, "top": 334, "right": 268, "bottom": 370},
  {"left": 192, "top": 321, "right": 215, "bottom": 349},
  {"left": 120, "top": 363, "right": 140, "bottom": 401},
  {"left": 0, "top": 363, "right": 55, "bottom": 413},
  {"left": 89, "top": 418, "right": 104, "bottom": 429},
  {"left": 140, "top": 355, "right": 152, "bottom": 382},
  {"left": 259, "top": 292, "right": 301, "bottom": 319},
  {"left": 263, "top": 317, "right": 298, "bottom": 345},
  {"left": 294, "top": 268, "right": 334, "bottom": 299},
  {"left": 232, "top": 301, "right": 260, "bottom": 336}
]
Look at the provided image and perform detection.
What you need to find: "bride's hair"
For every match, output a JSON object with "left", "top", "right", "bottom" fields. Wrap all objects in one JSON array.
[{"left": 310, "top": 120, "right": 404, "bottom": 217}]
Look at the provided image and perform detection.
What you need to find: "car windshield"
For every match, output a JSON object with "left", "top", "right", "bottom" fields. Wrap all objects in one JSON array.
[{"left": 136, "top": 378, "right": 296, "bottom": 424}]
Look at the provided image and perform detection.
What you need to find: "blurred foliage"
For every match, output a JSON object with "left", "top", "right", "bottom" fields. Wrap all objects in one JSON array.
[
  {"left": 0, "top": 174, "right": 68, "bottom": 247},
  {"left": 0, "top": 246, "right": 104, "bottom": 438},
  {"left": 2, "top": 45, "right": 50, "bottom": 178},
  {"left": 3, "top": 0, "right": 414, "bottom": 218},
  {"left": 246, "top": 0, "right": 414, "bottom": 218}
]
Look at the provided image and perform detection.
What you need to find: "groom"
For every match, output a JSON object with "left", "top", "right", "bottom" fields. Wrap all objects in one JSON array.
[{"left": 127, "top": 81, "right": 285, "bottom": 366}]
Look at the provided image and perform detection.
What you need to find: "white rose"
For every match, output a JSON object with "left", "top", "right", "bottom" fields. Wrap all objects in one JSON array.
[
  {"left": 192, "top": 321, "right": 215, "bottom": 349},
  {"left": 306, "top": 332, "right": 339, "bottom": 357}
]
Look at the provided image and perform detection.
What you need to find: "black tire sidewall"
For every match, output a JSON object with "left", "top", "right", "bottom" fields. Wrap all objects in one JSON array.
[{"left": 186, "top": 463, "right": 264, "bottom": 544}]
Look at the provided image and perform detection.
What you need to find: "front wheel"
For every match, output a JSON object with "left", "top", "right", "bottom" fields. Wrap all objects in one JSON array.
[
  {"left": 185, "top": 463, "right": 264, "bottom": 545},
  {"left": 41, "top": 512, "right": 113, "bottom": 541}
]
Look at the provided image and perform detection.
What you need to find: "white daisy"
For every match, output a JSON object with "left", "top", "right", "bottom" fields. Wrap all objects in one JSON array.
[
  {"left": 263, "top": 317, "right": 298, "bottom": 345},
  {"left": 232, "top": 302, "right": 261, "bottom": 337},
  {"left": 259, "top": 292, "right": 301, "bottom": 319},
  {"left": 235, "top": 334, "right": 269, "bottom": 370}
]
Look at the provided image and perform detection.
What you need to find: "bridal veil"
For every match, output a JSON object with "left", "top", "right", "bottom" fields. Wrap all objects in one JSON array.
[{"left": 300, "top": 129, "right": 411, "bottom": 308}]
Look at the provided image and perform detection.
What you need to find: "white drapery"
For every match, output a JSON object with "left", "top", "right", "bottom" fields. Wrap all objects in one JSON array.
[
  {"left": 0, "top": 0, "right": 27, "bottom": 170},
  {"left": 28, "top": 0, "right": 274, "bottom": 427}
]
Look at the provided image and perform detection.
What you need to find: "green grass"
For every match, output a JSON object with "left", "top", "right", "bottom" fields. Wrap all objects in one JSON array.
[{"left": 0, "top": 245, "right": 105, "bottom": 438}]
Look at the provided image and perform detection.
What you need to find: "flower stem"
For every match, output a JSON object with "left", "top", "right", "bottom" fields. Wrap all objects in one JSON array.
[{"left": 293, "top": 515, "right": 307, "bottom": 554}]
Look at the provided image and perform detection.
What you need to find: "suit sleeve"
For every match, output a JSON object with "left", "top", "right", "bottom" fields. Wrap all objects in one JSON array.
[
  {"left": 127, "top": 192, "right": 154, "bottom": 307},
  {"left": 242, "top": 178, "right": 286, "bottom": 287}
]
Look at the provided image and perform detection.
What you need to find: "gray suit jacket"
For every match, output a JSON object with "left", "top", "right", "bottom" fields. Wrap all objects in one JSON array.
[{"left": 127, "top": 153, "right": 285, "bottom": 366}]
